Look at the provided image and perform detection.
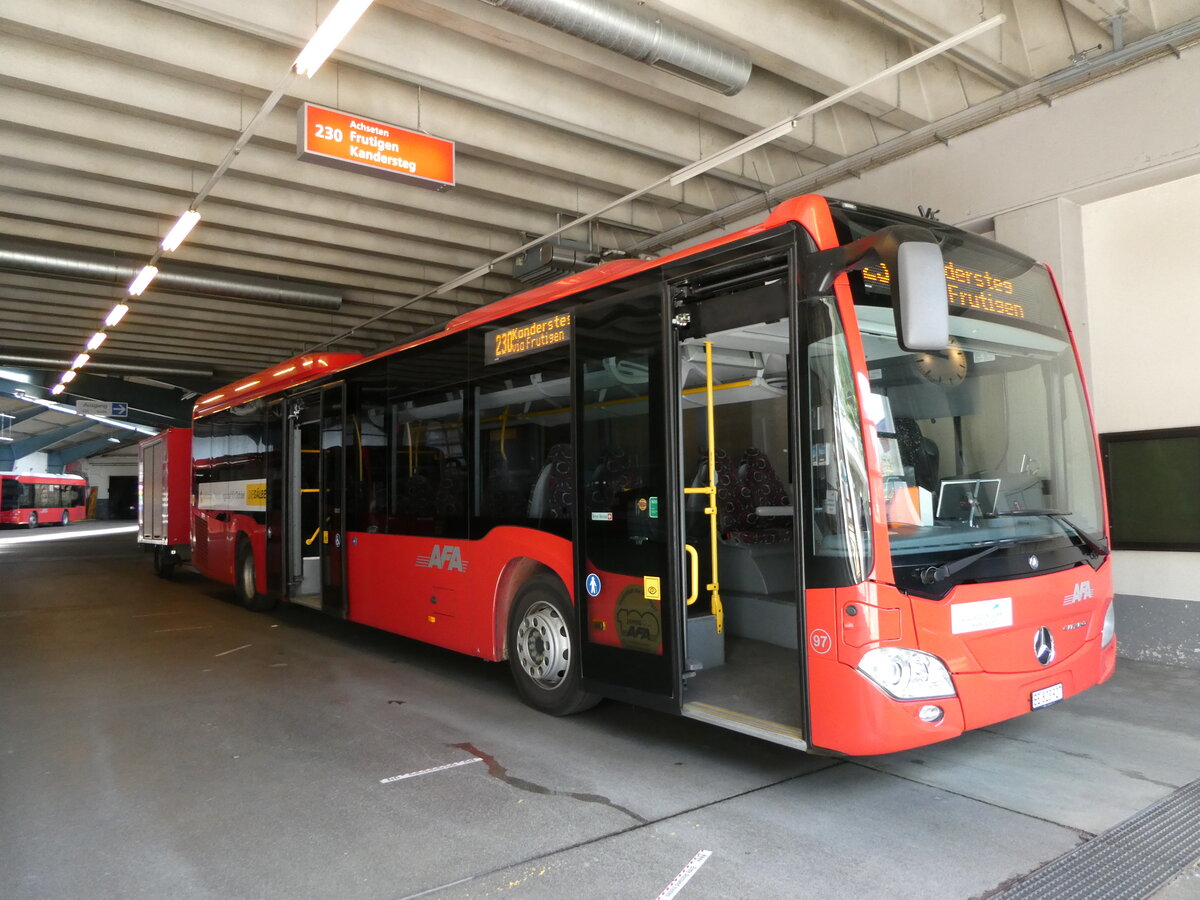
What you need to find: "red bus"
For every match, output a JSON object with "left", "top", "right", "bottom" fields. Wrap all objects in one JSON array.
[
  {"left": 183, "top": 194, "right": 1115, "bottom": 755},
  {"left": 0, "top": 472, "right": 88, "bottom": 528}
]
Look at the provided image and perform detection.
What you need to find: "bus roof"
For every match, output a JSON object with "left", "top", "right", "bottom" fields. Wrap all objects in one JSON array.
[
  {"left": 192, "top": 194, "right": 843, "bottom": 419},
  {"left": 1, "top": 472, "right": 87, "bottom": 483}
]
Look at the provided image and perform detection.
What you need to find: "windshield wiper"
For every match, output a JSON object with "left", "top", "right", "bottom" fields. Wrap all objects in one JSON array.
[
  {"left": 921, "top": 542, "right": 1007, "bottom": 585},
  {"left": 988, "top": 509, "right": 1108, "bottom": 557}
]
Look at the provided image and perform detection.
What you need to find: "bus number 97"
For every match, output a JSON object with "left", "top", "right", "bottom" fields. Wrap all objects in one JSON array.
[{"left": 314, "top": 123, "right": 344, "bottom": 143}]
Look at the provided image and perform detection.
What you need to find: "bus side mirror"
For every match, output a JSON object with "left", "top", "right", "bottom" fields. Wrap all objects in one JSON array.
[
  {"left": 804, "top": 224, "right": 950, "bottom": 351},
  {"left": 894, "top": 241, "right": 949, "bottom": 352}
]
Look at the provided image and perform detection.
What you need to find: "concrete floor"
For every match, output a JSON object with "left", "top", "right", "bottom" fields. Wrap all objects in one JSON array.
[{"left": 2, "top": 522, "right": 1198, "bottom": 899}]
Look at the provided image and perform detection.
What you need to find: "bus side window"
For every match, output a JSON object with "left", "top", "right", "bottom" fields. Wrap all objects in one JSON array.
[
  {"left": 390, "top": 391, "right": 466, "bottom": 538},
  {"left": 474, "top": 356, "right": 571, "bottom": 529}
]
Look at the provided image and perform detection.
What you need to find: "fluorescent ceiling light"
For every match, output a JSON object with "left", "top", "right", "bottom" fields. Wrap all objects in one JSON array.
[
  {"left": 128, "top": 265, "right": 159, "bottom": 296},
  {"left": 72, "top": 353, "right": 91, "bottom": 369},
  {"left": 105, "top": 303, "right": 130, "bottom": 328},
  {"left": 161, "top": 209, "right": 201, "bottom": 252},
  {"left": 107, "top": 437, "right": 121, "bottom": 443},
  {"left": 294, "top": 0, "right": 374, "bottom": 78},
  {"left": 51, "top": 383, "right": 65, "bottom": 395},
  {"left": 86, "top": 332, "right": 107, "bottom": 351},
  {"left": 61, "top": 370, "right": 77, "bottom": 383}
]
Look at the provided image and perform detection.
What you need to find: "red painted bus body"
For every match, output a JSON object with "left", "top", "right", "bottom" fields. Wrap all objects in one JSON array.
[
  {"left": 0, "top": 472, "right": 87, "bottom": 528},
  {"left": 181, "top": 195, "right": 1115, "bottom": 755}
]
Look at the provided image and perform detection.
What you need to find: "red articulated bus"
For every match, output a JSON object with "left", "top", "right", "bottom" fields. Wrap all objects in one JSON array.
[
  {"left": 177, "top": 194, "right": 1115, "bottom": 755},
  {"left": 0, "top": 472, "right": 87, "bottom": 528}
]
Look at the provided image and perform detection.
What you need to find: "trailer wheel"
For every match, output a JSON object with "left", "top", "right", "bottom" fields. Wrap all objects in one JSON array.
[
  {"left": 27, "top": 511, "right": 38, "bottom": 529},
  {"left": 507, "top": 575, "right": 599, "bottom": 717},
  {"left": 235, "top": 539, "right": 276, "bottom": 612},
  {"left": 153, "top": 546, "right": 176, "bottom": 580}
]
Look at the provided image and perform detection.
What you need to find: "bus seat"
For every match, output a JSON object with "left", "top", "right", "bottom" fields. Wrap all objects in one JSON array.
[
  {"left": 528, "top": 443, "right": 573, "bottom": 519},
  {"left": 894, "top": 418, "right": 940, "bottom": 494}
]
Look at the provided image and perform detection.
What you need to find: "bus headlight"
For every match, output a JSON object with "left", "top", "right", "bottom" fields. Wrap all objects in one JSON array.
[
  {"left": 857, "top": 647, "right": 956, "bottom": 700},
  {"left": 1101, "top": 600, "right": 1116, "bottom": 647}
]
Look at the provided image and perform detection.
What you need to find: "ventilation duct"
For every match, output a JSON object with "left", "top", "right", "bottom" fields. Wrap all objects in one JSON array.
[
  {"left": 481, "top": 0, "right": 752, "bottom": 96},
  {"left": 0, "top": 236, "right": 342, "bottom": 311}
]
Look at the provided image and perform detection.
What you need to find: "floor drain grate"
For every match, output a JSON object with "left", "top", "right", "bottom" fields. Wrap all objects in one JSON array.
[{"left": 998, "top": 778, "right": 1200, "bottom": 899}]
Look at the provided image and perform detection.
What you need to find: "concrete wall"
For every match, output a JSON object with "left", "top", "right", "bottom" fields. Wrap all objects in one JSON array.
[
  {"left": 1079, "top": 175, "right": 1200, "bottom": 667},
  {"left": 79, "top": 455, "right": 139, "bottom": 520}
]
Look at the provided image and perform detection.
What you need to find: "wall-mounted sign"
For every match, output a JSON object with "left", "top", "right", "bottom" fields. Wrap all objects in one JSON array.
[
  {"left": 297, "top": 103, "right": 455, "bottom": 191},
  {"left": 76, "top": 400, "right": 127, "bottom": 417},
  {"left": 485, "top": 313, "right": 572, "bottom": 364}
]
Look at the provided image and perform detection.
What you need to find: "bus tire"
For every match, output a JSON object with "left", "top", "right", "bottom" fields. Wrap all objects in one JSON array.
[
  {"left": 154, "top": 546, "right": 176, "bottom": 580},
  {"left": 60, "top": 511, "right": 70, "bottom": 526},
  {"left": 27, "top": 511, "right": 38, "bottom": 529},
  {"left": 235, "top": 539, "right": 276, "bottom": 612},
  {"left": 507, "top": 575, "right": 599, "bottom": 717}
]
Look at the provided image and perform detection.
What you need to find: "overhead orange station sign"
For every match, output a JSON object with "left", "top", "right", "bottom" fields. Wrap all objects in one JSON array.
[{"left": 297, "top": 103, "right": 455, "bottom": 190}]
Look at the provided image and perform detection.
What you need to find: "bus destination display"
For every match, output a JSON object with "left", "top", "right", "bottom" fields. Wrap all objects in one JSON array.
[
  {"left": 486, "top": 313, "right": 572, "bottom": 364},
  {"left": 863, "top": 261, "right": 1027, "bottom": 322}
]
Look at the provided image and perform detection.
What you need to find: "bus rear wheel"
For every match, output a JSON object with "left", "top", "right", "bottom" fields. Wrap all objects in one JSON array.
[
  {"left": 27, "top": 511, "right": 38, "bottom": 529},
  {"left": 507, "top": 575, "right": 599, "bottom": 717},
  {"left": 60, "top": 511, "right": 70, "bottom": 526},
  {"left": 235, "top": 540, "right": 276, "bottom": 612}
]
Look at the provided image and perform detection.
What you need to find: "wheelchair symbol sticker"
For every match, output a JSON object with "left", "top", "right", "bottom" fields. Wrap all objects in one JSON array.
[{"left": 585, "top": 573, "right": 602, "bottom": 597}]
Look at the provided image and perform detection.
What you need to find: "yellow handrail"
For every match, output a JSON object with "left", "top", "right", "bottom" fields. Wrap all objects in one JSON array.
[
  {"left": 681, "top": 341, "right": 722, "bottom": 633},
  {"left": 684, "top": 544, "right": 699, "bottom": 605}
]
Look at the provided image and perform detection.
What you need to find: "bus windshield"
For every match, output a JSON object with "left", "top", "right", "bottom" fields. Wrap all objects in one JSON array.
[{"left": 834, "top": 203, "right": 1107, "bottom": 594}]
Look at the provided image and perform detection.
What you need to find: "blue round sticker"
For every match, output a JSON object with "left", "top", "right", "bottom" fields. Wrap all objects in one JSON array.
[{"left": 585, "top": 573, "right": 602, "bottom": 597}]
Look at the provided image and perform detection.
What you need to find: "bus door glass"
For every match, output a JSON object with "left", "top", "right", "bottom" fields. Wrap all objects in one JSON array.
[
  {"left": 286, "top": 383, "right": 346, "bottom": 615},
  {"left": 671, "top": 247, "right": 808, "bottom": 747},
  {"left": 574, "top": 289, "right": 677, "bottom": 706}
]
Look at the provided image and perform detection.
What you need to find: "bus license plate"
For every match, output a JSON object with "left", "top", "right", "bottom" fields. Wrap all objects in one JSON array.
[{"left": 1031, "top": 683, "right": 1064, "bottom": 710}]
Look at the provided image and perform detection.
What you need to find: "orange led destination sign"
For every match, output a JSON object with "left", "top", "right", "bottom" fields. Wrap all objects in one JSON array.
[
  {"left": 863, "top": 261, "right": 1026, "bottom": 321},
  {"left": 486, "top": 313, "right": 572, "bottom": 365},
  {"left": 297, "top": 103, "right": 455, "bottom": 190}
]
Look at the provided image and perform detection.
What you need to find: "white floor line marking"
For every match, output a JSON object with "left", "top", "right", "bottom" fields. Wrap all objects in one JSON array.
[
  {"left": 153, "top": 625, "right": 212, "bottom": 633},
  {"left": 380, "top": 757, "right": 482, "bottom": 784},
  {"left": 656, "top": 850, "right": 712, "bottom": 900},
  {"left": 132, "top": 611, "right": 185, "bottom": 618},
  {"left": 215, "top": 644, "right": 252, "bottom": 657}
]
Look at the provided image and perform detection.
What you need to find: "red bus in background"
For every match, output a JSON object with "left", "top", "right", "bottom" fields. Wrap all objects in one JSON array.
[
  {"left": 174, "top": 194, "right": 1116, "bottom": 755},
  {"left": 0, "top": 472, "right": 87, "bottom": 528}
]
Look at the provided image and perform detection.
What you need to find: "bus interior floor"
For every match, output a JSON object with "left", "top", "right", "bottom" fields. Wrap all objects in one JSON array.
[
  {"left": 683, "top": 634, "right": 804, "bottom": 729},
  {"left": 3, "top": 524, "right": 1199, "bottom": 900}
]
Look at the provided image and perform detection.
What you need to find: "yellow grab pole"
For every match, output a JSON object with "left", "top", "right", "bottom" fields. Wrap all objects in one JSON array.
[{"left": 682, "top": 342, "right": 723, "bottom": 632}]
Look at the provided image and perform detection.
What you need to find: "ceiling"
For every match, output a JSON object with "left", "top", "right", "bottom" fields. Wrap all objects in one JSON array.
[{"left": 1, "top": 0, "right": 1198, "bottom": 462}]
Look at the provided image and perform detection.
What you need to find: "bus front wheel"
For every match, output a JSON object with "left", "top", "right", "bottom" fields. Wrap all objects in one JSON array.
[
  {"left": 507, "top": 575, "right": 599, "bottom": 717},
  {"left": 235, "top": 540, "right": 276, "bottom": 612}
]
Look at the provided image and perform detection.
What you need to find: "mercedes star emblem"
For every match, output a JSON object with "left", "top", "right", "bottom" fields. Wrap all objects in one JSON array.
[{"left": 1034, "top": 626, "right": 1055, "bottom": 666}]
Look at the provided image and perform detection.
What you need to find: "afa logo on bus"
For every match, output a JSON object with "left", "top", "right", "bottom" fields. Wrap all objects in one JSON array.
[{"left": 416, "top": 544, "right": 468, "bottom": 572}]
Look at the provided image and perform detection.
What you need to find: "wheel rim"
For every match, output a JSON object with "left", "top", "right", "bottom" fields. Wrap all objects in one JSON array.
[
  {"left": 240, "top": 552, "right": 255, "bottom": 599},
  {"left": 515, "top": 600, "right": 571, "bottom": 689},
  {"left": 61, "top": 512, "right": 69, "bottom": 526}
]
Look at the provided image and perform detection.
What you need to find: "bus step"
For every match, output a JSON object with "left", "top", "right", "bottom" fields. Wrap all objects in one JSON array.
[{"left": 682, "top": 701, "right": 807, "bottom": 751}]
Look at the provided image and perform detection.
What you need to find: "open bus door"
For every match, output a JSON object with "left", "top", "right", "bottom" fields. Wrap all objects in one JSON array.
[
  {"left": 668, "top": 239, "right": 809, "bottom": 749},
  {"left": 573, "top": 288, "right": 681, "bottom": 711},
  {"left": 285, "top": 382, "right": 347, "bottom": 616}
]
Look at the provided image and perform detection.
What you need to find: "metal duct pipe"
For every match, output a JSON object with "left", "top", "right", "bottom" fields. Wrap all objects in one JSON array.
[
  {"left": 0, "top": 353, "right": 216, "bottom": 378},
  {"left": 481, "top": 0, "right": 752, "bottom": 95},
  {"left": 0, "top": 237, "right": 342, "bottom": 311}
]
